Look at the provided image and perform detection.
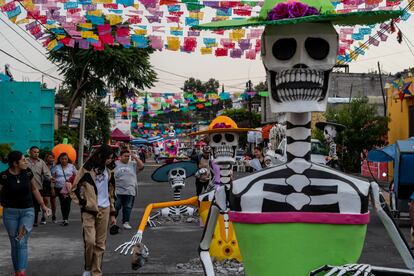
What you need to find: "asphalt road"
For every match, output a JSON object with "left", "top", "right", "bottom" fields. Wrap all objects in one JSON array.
[{"left": 0, "top": 161, "right": 412, "bottom": 275}]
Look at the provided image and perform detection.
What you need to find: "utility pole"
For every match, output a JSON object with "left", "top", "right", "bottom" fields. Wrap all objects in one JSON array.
[
  {"left": 78, "top": 97, "right": 86, "bottom": 167},
  {"left": 377, "top": 61, "right": 387, "bottom": 117},
  {"left": 246, "top": 80, "right": 253, "bottom": 128}
]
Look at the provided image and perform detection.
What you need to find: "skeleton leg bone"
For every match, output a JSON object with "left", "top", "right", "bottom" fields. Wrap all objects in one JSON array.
[{"left": 199, "top": 200, "right": 221, "bottom": 276}]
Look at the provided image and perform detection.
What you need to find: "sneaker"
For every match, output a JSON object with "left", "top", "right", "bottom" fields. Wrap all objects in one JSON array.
[
  {"left": 52, "top": 216, "right": 57, "bottom": 224},
  {"left": 40, "top": 218, "right": 46, "bottom": 225},
  {"left": 61, "top": 220, "right": 69, "bottom": 226},
  {"left": 33, "top": 223, "right": 38, "bottom": 227},
  {"left": 123, "top": 222, "right": 132, "bottom": 229},
  {"left": 82, "top": 271, "right": 91, "bottom": 276}
]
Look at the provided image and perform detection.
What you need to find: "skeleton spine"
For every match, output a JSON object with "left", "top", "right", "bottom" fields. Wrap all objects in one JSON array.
[
  {"left": 173, "top": 189, "right": 181, "bottom": 201},
  {"left": 286, "top": 112, "right": 311, "bottom": 162}
]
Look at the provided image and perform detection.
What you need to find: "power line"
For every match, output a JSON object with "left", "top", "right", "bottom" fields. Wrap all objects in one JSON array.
[
  {"left": 0, "top": 48, "right": 63, "bottom": 81},
  {"left": 0, "top": 28, "right": 37, "bottom": 67},
  {"left": 0, "top": 15, "right": 49, "bottom": 60}
]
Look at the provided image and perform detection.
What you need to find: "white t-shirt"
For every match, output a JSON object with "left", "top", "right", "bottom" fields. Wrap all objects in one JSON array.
[{"left": 95, "top": 169, "right": 110, "bottom": 208}]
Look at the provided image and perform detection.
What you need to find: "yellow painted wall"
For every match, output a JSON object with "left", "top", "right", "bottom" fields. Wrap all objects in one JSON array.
[{"left": 386, "top": 76, "right": 414, "bottom": 178}]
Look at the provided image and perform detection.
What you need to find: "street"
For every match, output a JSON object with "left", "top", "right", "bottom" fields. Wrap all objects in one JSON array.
[{"left": 0, "top": 161, "right": 412, "bottom": 275}]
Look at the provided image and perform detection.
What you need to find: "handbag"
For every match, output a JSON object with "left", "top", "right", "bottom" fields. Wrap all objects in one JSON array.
[{"left": 60, "top": 165, "right": 73, "bottom": 198}]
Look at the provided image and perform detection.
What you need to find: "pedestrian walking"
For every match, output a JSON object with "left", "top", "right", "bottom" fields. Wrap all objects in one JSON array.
[
  {"left": 114, "top": 149, "right": 144, "bottom": 229},
  {"left": 153, "top": 145, "right": 160, "bottom": 164},
  {"left": 41, "top": 152, "right": 57, "bottom": 224},
  {"left": 70, "top": 145, "right": 117, "bottom": 276},
  {"left": 1, "top": 151, "right": 51, "bottom": 276},
  {"left": 51, "top": 152, "right": 77, "bottom": 226},
  {"left": 26, "top": 146, "right": 52, "bottom": 227},
  {"left": 192, "top": 146, "right": 216, "bottom": 195}
]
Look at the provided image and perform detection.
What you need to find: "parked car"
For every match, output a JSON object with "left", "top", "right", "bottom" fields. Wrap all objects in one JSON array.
[{"left": 275, "top": 138, "right": 328, "bottom": 165}]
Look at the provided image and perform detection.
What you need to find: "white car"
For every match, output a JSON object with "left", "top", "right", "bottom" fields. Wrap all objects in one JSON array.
[{"left": 274, "top": 138, "right": 327, "bottom": 165}]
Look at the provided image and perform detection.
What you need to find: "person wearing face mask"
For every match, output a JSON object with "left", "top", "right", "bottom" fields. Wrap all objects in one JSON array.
[
  {"left": 70, "top": 145, "right": 117, "bottom": 276},
  {"left": 1, "top": 151, "right": 51, "bottom": 276}
]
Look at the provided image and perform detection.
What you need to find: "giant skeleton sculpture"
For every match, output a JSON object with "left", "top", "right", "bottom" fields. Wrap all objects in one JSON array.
[
  {"left": 116, "top": 0, "right": 414, "bottom": 274},
  {"left": 147, "top": 161, "right": 198, "bottom": 227}
]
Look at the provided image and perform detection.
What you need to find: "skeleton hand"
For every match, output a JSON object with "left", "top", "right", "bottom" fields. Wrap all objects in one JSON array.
[
  {"left": 115, "top": 230, "right": 143, "bottom": 255},
  {"left": 310, "top": 264, "right": 374, "bottom": 276},
  {"left": 147, "top": 217, "right": 161, "bottom": 228}
]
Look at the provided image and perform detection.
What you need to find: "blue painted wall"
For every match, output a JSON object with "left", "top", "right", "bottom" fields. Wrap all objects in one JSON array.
[{"left": 0, "top": 82, "right": 55, "bottom": 170}]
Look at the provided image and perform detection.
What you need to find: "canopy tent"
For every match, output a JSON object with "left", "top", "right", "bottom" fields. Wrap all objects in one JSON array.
[
  {"left": 110, "top": 128, "right": 130, "bottom": 141},
  {"left": 130, "top": 137, "right": 149, "bottom": 145},
  {"left": 148, "top": 135, "right": 164, "bottom": 144}
]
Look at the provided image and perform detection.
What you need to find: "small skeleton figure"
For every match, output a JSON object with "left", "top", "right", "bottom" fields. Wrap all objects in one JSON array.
[
  {"left": 316, "top": 121, "right": 345, "bottom": 170},
  {"left": 147, "top": 161, "right": 198, "bottom": 226}
]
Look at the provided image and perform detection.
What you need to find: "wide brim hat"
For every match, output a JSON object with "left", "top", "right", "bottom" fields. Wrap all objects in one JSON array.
[
  {"left": 193, "top": 0, "right": 403, "bottom": 30},
  {"left": 316, "top": 121, "right": 346, "bottom": 132},
  {"left": 151, "top": 161, "right": 198, "bottom": 182},
  {"left": 190, "top": 115, "right": 257, "bottom": 136}
]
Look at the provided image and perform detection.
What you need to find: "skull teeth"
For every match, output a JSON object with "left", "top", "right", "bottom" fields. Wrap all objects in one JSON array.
[{"left": 213, "top": 146, "right": 235, "bottom": 158}]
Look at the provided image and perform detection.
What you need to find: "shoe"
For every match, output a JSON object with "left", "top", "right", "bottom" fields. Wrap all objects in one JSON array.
[
  {"left": 82, "top": 271, "right": 91, "bottom": 276},
  {"left": 40, "top": 218, "right": 46, "bottom": 225},
  {"left": 52, "top": 216, "right": 57, "bottom": 223},
  {"left": 61, "top": 220, "right": 69, "bottom": 226},
  {"left": 33, "top": 223, "right": 38, "bottom": 227},
  {"left": 123, "top": 222, "right": 132, "bottom": 229}
]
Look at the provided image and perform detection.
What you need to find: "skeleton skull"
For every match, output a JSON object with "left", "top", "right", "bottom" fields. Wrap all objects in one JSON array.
[
  {"left": 168, "top": 168, "right": 186, "bottom": 189},
  {"left": 209, "top": 132, "right": 239, "bottom": 164},
  {"left": 261, "top": 23, "right": 338, "bottom": 113},
  {"left": 323, "top": 125, "right": 337, "bottom": 143}
]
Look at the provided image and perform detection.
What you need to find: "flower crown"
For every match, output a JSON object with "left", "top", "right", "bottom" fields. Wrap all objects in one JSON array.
[
  {"left": 212, "top": 122, "right": 233, "bottom": 129},
  {"left": 267, "top": 1, "right": 320, "bottom": 21}
]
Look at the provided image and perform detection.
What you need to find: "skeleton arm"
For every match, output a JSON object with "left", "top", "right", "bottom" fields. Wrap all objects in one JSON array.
[
  {"left": 370, "top": 182, "right": 414, "bottom": 270},
  {"left": 115, "top": 196, "right": 199, "bottom": 255}
]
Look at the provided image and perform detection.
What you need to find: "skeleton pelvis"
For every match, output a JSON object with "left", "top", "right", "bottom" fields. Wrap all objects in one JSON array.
[
  {"left": 199, "top": 201, "right": 242, "bottom": 261},
  {"left": 233, "top": 222, "right": 367, "bottom": 276}
]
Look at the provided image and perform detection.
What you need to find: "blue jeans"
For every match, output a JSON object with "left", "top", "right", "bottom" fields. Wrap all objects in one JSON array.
[
  {"left": 3, "top": 207, "right": 34, "bottom": 271},
  {"left": 115, "top": 194, "right": 134, "bottom": 224}
]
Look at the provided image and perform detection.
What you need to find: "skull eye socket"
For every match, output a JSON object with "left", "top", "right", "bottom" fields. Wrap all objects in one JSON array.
[
  {"left": 171, "top": 170, "right": 177, "bottom": 176},
  {"left": 324, "top": 129, "right": 328, "bottom": 134},
  {"left": 212, "top": 134, "right": 222, "bottom": 143},
  {"left": 178, "top": 170, "right": 185, "bottom": 176},
  {"left": 225, "top": 134, "right": 235, "bottom": 143},
  {"left": 305, "top": 37, "right": 330, "bottom": 60},
  {"left": 272, "top": 38, "right": 297, "bottom": 61}
]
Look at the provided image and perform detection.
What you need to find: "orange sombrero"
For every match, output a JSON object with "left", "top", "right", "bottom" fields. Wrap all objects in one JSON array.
[{"left": 190, "top": 116, "right": 257, "bottom": 136}]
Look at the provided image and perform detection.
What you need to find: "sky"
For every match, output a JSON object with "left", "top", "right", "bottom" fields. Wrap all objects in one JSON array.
[{"left": 1, "top": 10, "right": 414, "bottom": 95}]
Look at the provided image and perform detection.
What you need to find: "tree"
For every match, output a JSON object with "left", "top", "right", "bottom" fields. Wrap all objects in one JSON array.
[
  {"left": 221, "top": 108, "right": 261, "bottom": 148},
  {"left": 48, "top": 45, "right": 157, "bottom": 122},
  {"left": 324, "top": 97, "right": 389, "bottom": 173},
  {"left": 54, "top": 125, "right": 79, "bottom": 150},
  {"left": 85, "top": 101, "right": 112, "bottom": 146}
]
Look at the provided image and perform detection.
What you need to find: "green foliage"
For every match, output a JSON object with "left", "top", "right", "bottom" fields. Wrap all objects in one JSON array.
[
  {"left": 221, "top": 108, "right": 261, "bottom": 148},
  {"left": 48, "top": 45, "right": 157, "bottom": 121},
  {"left": 183, "top": 77, "right": 219, "bottom": 93},
  {"left": 54, "top": 125, "right": 79, "bottom": 150},
  {"left": 0, "top": 143, "right": 12, "bottom": 162},
  {"left": 325, "top": 97, "right": 389, "bottom": 173},
  {"left": 55, "top": 88, "right": 72, "bottom": 107},
  {"left": 85, "top": 101, "right": 112, "bottom": 146}
]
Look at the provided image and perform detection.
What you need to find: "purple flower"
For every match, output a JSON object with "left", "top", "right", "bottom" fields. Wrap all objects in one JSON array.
[
  {"left": 267, "top": 2, "right": 289, "bottom": 21},
  {"left": 288, "top": 1, "right": 309, "bottom": 18},
  {"left": 306, "top": 6, "right": 320, "bottom": 16},
  {"left": 267, "top": 1, "right": 320, "bottom": 21}
]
